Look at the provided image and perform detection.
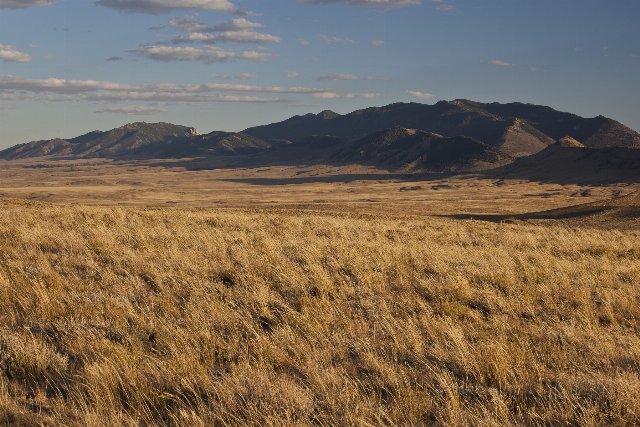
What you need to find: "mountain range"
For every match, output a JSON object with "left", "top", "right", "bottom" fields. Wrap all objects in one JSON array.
[{"left": 2, "top": 100, "right": 639, "bottom": 180}]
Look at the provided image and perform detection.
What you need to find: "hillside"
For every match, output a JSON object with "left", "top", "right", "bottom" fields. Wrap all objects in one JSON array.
[
  {"left": 493, "top": 140, "right": 640, "bottom": 183},
  {"left": 0, "top": 201, "right": 638, "bottom": 425},
  {"left": 478, "top": 101, "right": 640, "bottom": 148},
  {"left": 244, "top": 100, "right": 639, "bottom": 152},
  {"left": 331, "top": 127, "right": 510, "bottom": 171},
  {"left": 0, "top": 123, "right": 272, "bottom": 160},
  {"left": 0, "top": 123, "right": 195, "bottom": 160},
  {"left": 523, "top": 192, "right": 640, "bottom": 222}
]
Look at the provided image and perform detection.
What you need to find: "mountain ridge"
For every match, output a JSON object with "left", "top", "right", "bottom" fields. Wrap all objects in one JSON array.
[
  {"left": 1, "top": 100, "right": 639, "bottom": 179},
  {"left": 243, "top": 100, "right": 640, "bottom": 151}
]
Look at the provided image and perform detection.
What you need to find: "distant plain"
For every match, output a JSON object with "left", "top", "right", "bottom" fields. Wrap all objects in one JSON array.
[{"left": 1, "top": 158, "right": 637, "bottom": 220}]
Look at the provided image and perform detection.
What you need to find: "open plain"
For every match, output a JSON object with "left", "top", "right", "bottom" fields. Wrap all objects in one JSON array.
[
  {"left": 3, "top": 0, "right": 640, "bottom": 425},
  {"left": 0, "top": 158, "right": 639, "bottom": 426}
]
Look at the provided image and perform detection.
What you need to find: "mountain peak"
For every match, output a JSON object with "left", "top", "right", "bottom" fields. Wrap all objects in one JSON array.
[
  {"left": 119, "top": 121, "right": 184, "bottom": 130},
  {"left": 317, "top": 110, "right": 340, "bottom": 120},
  {"left": 557, "top": 136, "right": 586, "bottom": 148}
]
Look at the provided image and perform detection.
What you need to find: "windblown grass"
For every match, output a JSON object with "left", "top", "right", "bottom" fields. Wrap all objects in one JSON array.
[{"left": 0, "top": 200, "right": 638, "bottom": 426}]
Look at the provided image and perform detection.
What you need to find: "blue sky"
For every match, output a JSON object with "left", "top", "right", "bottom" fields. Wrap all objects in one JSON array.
[{"left": 0, "top": 0, "right": 639, "bottom": 147}]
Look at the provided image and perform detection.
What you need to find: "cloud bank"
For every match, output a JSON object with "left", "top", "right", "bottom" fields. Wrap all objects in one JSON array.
[{"left": 0, "top": 75, "right": 377, "bottom": 104}]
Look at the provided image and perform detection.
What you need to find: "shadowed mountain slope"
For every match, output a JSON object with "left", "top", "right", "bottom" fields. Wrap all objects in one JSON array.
[
  {"left": 492, "top": 140, "right": 640, "bottom": 183},
  {"left": 476, "top": 101, "right": 640, "bottom": 149},
  {"left": 244, "top": 100, "right": 639, "bottom": 153},
  {"left": 447, "top": 192, "right": 640, "bottom": 228},
  {"left": 331, "top": 127, "right": 510, "bottom": 171}
]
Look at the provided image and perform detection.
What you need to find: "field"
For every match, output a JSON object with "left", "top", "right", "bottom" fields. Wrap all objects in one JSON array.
[{"left": 0, "top": 160, "right": 639, "bottom": 426}]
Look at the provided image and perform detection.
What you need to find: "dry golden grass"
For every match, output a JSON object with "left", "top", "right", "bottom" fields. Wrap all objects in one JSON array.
[
  {"left": 0, "top": 199, "right": 639, "bottom": 426},
  {"left": 0, "top": 159, "right": 635, "bottom": 217}
]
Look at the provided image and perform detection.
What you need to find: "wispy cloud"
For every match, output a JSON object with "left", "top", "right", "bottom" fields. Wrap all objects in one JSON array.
[
  {"left": 490, "top": 59, "right": 513, "bottom": 67},
  {"left": 370, "top": 39, "right": 384, "bottom": 47},
  {"left": 215, "top": 72, "right": 255, "bottom": 80},
  {"left": 0, "top": 0, "right": 53, "bottom": 8},
  {"left": 406, "top": 90, "right": 434, "bottom": 100},
  {"left": 320, "top": 34, "right": 355, "bottom": 45},
  {"left": 318, "top": 73, "right": 386, "bottom": 81},
  {"left": 133, "top": 45, "right": 271, "bottom": 63},
  {"left": 432, "top": 0, "right": 452, "bottom": 11},
  {"left": 174, "top": 31, "right": 281, "bottom": 44},
  {"left": 0, "top": 75, "right": 376, "bottom": 105},
  {"left": 0, "top": 44, "right": 31, "bottom": 63},
  {"left": 287, "top": 71, "right": 300, "bottom": 78},
  {"left": 313, "top": 91, "right": 379, "bottom": 99},
  {"left": 95, "top": 105, "right": 167, "bottom": 115},
  {"left": 95, "top": 0, "right": 237, "bottom": 14},
  {"left": 299, "top": 0, "right": 419, "bottom": 8},
  {"left": 170, "top": 17, "right": 281, "bottom": 44}
]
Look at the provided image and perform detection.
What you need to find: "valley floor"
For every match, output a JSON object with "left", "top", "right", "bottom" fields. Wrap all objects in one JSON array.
[
  {"left": 0, "top": 160, "right": 639, "bottom": 425},
  {"left": 0, "top": 158, "right": 637, "bottom": 217}
]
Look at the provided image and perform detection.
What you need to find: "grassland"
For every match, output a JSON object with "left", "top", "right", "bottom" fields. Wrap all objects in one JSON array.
[{"left": 0, "top": 195, "right": 639, "bottom": 426}]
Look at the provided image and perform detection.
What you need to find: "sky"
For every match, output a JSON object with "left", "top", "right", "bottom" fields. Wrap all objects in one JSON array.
[{"left": 0, "top": 0, "right": 639, "bottom": 147}]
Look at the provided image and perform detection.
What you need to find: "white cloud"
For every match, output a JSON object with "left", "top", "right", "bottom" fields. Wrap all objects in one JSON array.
[
  {"left": 170, "top": 17, "right": 263, "bottom": 33},
  {"left": 318, "top": 73, "right": 386, "bottom": 81},
  {"left": 134, "top": 45, "right": 271, "bottom": 63},
  {"left": 370, "top": 39, "right": 384, "bottom": 46},
  {"left": 168, "top": 17, "right": 280, "bottom": 45},
  {"left": 0, "top": 0, "right": 53, "bottom": 8},
  {"left": 0, "top": 74, "right": 325, "bottom": 99},
  {"left": 175, "top": 30, "right": 281, "bottom": 44},
  {"left": 0, "top": 75, "right": 379, "bottom": 105},
  {"left": 406, "top": 90, "right": 434, "bottom": 100},
  {"left": 211, "top": 18, "right": 262, "bottom": 32},
  {"left": 95, "top": 0, "right": 236, "bottom": 14},
  {"left": 490, "top": 59, "right": 513, "bottom": 66},
  {"left": 0, "top": 44, "right": 31, "bottom": 63},
  {"left": 215, "top": 72, "right": 255, "bottom": 80},
  {"left": 313, "top": 91, "right": 380, "bottom": 99},
  {"left": 287, "top": 71, "right": 299, "bottom": 78},
  {"left": 95, "top": 105, "right": 167, "bottom": 115},
  {"left": 169, "top": 16, "right": 211, "bottom": 32},
  {"left": 300, "top": 0, "right": 419, "bottom": 8},
  {"left": 87, "top": 93, "right": 285, "bottom": 103}
]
